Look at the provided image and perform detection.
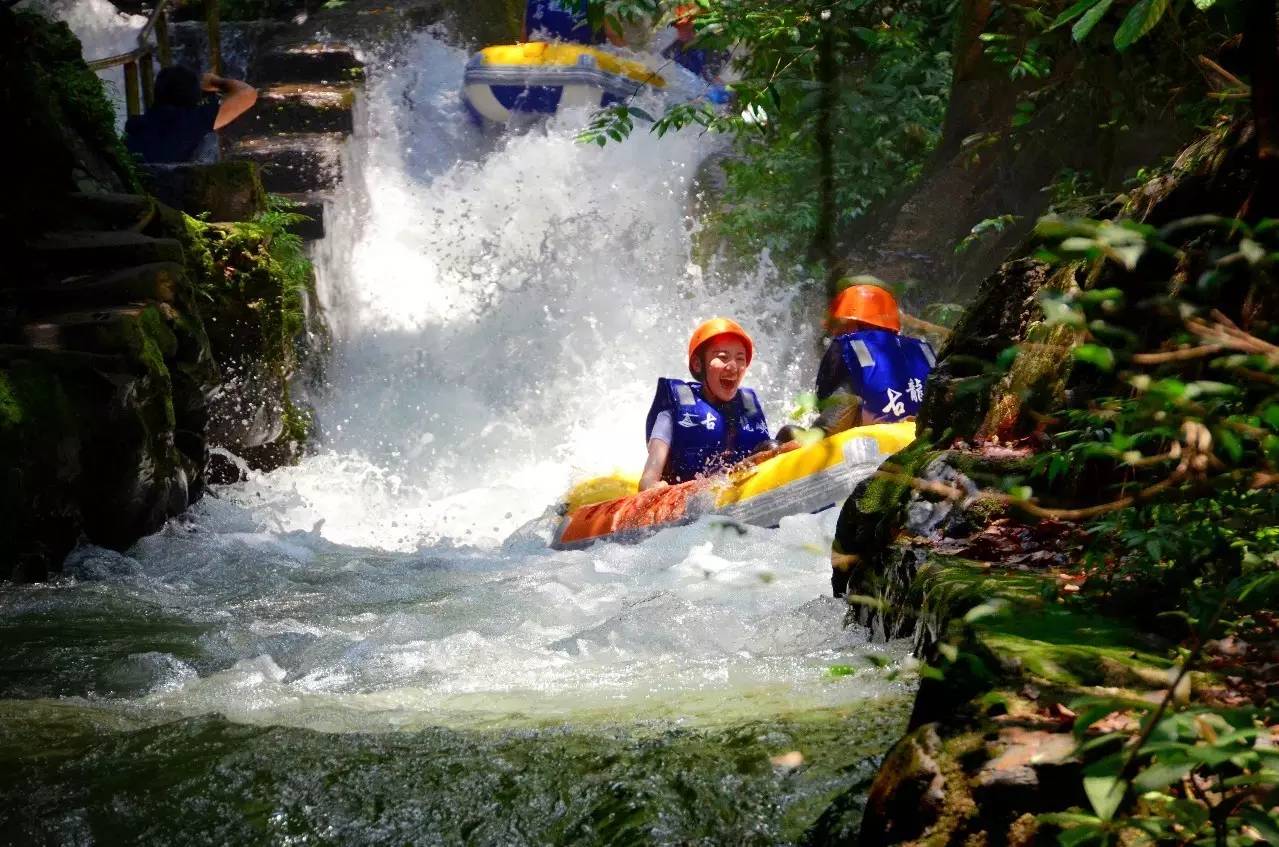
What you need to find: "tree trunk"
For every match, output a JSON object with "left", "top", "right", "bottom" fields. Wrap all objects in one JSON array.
[
  {"left": 1244, "top": 0, "right": 1279, "bottom": 213},
  {"left": 812, "top": 21, "right": 837, "bottom": 285}
]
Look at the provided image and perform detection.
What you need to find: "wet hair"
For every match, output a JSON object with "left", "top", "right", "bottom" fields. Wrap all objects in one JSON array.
[{"left": 153, "top": 66, "right": 202, "bottom": 109}]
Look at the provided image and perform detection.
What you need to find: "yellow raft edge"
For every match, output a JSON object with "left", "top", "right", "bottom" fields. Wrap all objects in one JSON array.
[
  {"left": 561, "top": 421, "right": 917, "bottom": 514},
  {"left": 476, "top": 42, "right": 668, "bottom": 89}
]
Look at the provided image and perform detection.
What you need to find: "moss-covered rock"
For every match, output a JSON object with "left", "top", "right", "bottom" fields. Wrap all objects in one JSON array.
[
  {"left": 840, "top": 552, "right": 1181, "bottom": 845},
  {"left": 178, "top": 209, "right": 319, "bottom": 472},
  {"left": 140, "top": 161, "right": 268, "bottom": 223},
  {"left": 0, "top": 336, "right": 195, "bottom": 580},
  {"left": 0, "top": 9, "right": 139, "bottom": 238},
  {"left": 0, "top": 5, "right": 323, "bottom": 578}
]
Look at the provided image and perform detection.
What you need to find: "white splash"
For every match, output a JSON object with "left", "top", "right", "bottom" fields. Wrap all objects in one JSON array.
[
  {"left": 232, "top": 33, "right": 821, "bottom": 548},
  {"left": 30, "top": 30, "right": 909, "bottom": 734}
]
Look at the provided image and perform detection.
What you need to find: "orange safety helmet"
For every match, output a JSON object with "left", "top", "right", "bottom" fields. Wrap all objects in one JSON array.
[
  {"left": 687, "top": 317, "right": 754, "bottom": 374},
  {"left": 674, "top": 3, "right": 699, "bottom": 38},
  {"left": 829, "top": 283, "right": 901, "bottom": 333}
]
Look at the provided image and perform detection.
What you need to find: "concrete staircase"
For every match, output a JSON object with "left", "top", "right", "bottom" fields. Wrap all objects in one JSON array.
[
  {"left": 224, "top": 39, "right": 364, "bottom": 241},
  {"left": 7, "top": 194, "right": 190, "bottom": 357}
]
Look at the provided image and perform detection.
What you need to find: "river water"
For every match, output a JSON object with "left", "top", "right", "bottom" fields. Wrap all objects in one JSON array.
[{"left": 0, "top": 25, "right": 914, "bottom": 847}]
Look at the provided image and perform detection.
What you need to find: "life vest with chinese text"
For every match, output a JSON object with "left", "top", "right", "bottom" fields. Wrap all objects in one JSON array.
[
  {"left": 824, "top": 329, "right": 935, "bottom": 423},
  {"left": 644, "top": 378, "right": 770, "bottom": 483}
]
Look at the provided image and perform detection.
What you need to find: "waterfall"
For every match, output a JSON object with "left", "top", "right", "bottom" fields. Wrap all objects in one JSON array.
[{"left": 235, "top": 32, "right": 823, "bottom": 549}]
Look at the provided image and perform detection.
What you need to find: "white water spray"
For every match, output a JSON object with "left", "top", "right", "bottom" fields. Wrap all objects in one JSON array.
[
  {"left": 9, "top": 29, "right": 913, "bottom": 735},
  {"left": 236, "top": 33, "right": 823, "bottom": 549}
]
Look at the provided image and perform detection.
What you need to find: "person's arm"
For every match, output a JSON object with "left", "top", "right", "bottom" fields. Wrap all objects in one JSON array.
[
  {"left": 638, "top": 438, "right": 670, "bottom": 491},
  {"left": 812, "top": 389, "right": 863, "bottom": 435},
  {"left": 813, "top": 341, "right": 864, "bottom": 435},
  {"left": 202, "top": 73, "right": 258, "bottom": 130}
]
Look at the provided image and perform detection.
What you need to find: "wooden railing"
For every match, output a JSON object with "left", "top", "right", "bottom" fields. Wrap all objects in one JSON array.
[{"left": 85, "top": 0, "right": 223, "bottom": 116}]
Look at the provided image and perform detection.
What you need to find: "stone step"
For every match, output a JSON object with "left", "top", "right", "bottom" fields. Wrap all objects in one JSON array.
[
  {"left": 26, "top": 231, "right": 184, "bottom": 277},
  {"left": 62, "top": 192, "right": 156, "bottom": 233},
  {"left": 226, "top": 132, "right": 344, "bottom": 193},
  {"left": 20, "top": 305, "right": 174, "bottom": 360},
  {"left": 222, "top": 83, "right": 356, "bottom": 139},
  {"left": 0, "top": 343, "right": 139, "bottom": 375},
  {"left": 252, "top": 42, "right": 362, "bottom": 85},
  {"left": 276, "top": 191, "right": 329, "bottom": 240},
  {"left": 2, "top": 263, "right": 185, "bottom": 311}
]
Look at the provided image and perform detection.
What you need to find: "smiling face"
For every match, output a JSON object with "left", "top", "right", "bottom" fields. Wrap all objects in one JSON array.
[{"left": 692, "top": 334, "right": 750, "bottom": 404}]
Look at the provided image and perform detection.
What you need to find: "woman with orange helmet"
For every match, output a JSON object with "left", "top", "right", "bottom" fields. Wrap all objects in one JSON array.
[
  {"left": 810, "top": 281, "right": 936, "bottom": 433},
  {"left": 638, "top": 317, "right": 773, "bottom": 491}
]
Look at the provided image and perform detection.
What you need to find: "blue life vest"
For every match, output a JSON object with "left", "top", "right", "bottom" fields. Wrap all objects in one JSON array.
[
  {"left": 663, "top": 41, "right": 709, "bottom": 77},
  {"left": 823, "top": 329, "right": 936, "bottom": 422},
  {"left": 644, "top": 378, "right": 771, "bottom": 483},
  {"left": 525, "top": 0, "right": 596, "bottom": 43}
]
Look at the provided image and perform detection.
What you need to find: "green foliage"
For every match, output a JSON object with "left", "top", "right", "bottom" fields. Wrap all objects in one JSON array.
[
  {"left": 955, "top": 214, "right": 1020, "bottom": 254},
  {"left": 190, "top": 195, "right": 315, "bottom": 392},
  {"left": 1044, "top": 699, "right": 1279, "bottom": 844},
  {"left": 221, "top": 195, "right": 314, "bottom": 340},
  {"left": 0, "top": 372, "right": 23, "bottom": 430},
  {"left": 1027, "top": 215, "right": 1279, "bottom": 615},
  {"left": 1052, "top": 0, "right": 1226, "bottom": 51},
  {"left": 979, "top": 32, "right": 1051, "bottom": 80},
  {"left": 582, "top": 0, "right": 952, "bottom": 264},
  {"left": 988, "top": 211, "right": 1279, "bottom": 844}
]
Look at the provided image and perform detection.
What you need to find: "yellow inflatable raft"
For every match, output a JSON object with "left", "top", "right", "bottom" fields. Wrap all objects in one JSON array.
[
  {"left": 463, "top": 42, "right": 667, "bottom": 124},
  {"left": 552, "top": 421, "right": 916, "bottom": 549}
]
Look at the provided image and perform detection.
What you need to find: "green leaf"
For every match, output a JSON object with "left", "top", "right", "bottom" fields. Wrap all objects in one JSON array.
[
  {"left": 1215, "top": 427, "right": 1243, "bottom": 463},
  {"left": 1074, "top": 343, "right": 1116, "bottom": 371},
  {"left": 1042, "top": 297, "right": 1086, "bottom": 327},
  {"left": 1262, "top": 404, "right": 1279, "bottom": 430},
  {"left": 964, "top": 599, "right": 1009, "bottom": 623},
  {"left": 1072, "top": 0, "right": 1114, "bottom": 42},
  {"left": 1114, "top": 0, "right": 1169, "bottom": 50},
  {"left": 1083, "top": 756, "right": 1128, "bottom": 821},
  {"left": 1240, "top": 809, "right": 1279, "bottom": 845},
  {"left": 1192, "top": 0, "right": 1217, "bottom": 8},
  {"left": 1051, "top": 0, "right": 1104, "bottom": 30},
  {"left": 1132, "top": 761, "right": 1194, "bottom": 792},
  {"left": 1236, "top": 237, "right": 1267, "bottom": 264}
]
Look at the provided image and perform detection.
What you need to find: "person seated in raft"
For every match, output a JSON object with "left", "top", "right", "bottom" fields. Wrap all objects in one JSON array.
[
  {"left": 524, "top": 0, "right": 624, "bottom": 45},
  {"left": 786, "top": 282, "right": 936, "bottom": 441},
  {"left": 638, "top": 318, "right": 776, "bottom": 491},
  {"left": 124, "top": 66, "right": 258, "bottom": 164}
]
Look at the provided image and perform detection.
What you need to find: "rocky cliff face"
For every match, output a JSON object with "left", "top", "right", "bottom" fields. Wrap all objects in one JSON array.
[{"left": 0, "top": 9, "right": 322, "bottom": 578}]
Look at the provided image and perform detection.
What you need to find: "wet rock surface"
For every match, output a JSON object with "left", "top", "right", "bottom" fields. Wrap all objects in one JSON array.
[
  {"left": 0, "top": 10, "right": 327, "bottom": 578},
  {"left": 140, "top": 160, "right": 268, "bottom": 222}
]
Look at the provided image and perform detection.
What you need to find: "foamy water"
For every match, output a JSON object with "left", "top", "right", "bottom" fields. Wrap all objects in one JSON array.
[
  {"left": 4, "top": 28, "right": 910, "bottom": 738},
  {"left": 1, "top": 25, "right": 914, "bottom": 843}
]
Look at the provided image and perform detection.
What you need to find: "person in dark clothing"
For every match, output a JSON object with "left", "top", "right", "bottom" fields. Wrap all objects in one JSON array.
[{"left": 124, "top": 65, "right": 257, "bottom": 164}]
